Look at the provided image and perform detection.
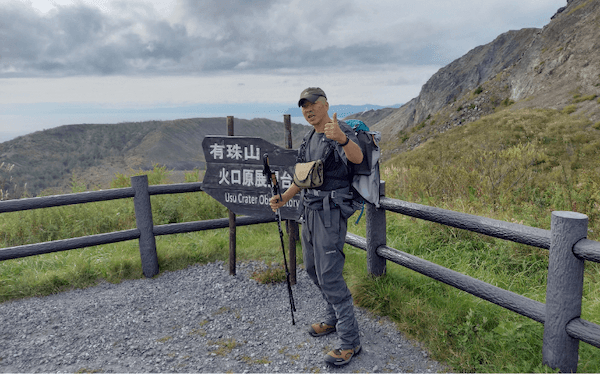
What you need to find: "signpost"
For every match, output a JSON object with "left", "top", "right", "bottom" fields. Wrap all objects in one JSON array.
[{"left": 202, "top": 135, "right": 300, "bottom": 220}]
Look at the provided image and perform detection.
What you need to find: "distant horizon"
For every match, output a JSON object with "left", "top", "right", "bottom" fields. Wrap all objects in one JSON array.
[
  {"left": 0, "top": 0, "right": 565, "bottom": 143},
  {"left": 0, "top": 102, "right": 402, "bottom": 143}
]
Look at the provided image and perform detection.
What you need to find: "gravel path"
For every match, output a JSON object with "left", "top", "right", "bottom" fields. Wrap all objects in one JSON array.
[{"left": 0, "top": 261, "right": 449, "bottom": 373}]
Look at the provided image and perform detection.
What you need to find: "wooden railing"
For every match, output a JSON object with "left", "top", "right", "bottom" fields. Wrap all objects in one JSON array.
[
  {"left": 2, "top": 177, "right": 596, "bottom": 371},
  {"left": 0, "top": 177, "right": 274, "bottom": 277},
  {"left": 345, "top": 182, "right": 600, "bottom": 373}
]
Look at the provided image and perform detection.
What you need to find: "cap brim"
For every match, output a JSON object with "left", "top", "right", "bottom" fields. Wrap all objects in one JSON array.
[{"left": 297, "top": 93, "right": 323, "bottom": 107}]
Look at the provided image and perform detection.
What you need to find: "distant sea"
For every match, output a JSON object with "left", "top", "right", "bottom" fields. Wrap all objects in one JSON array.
[{"left": 0, "top": 102, "right": 402, "bottom": 143}]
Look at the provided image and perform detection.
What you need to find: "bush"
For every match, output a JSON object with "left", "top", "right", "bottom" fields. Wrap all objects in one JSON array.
[
  {"left": 572, "top": 94, "right": 597, "bottom": 103},
  {"left": 562, "top": 104, "right": 577, "bottom": 114}
]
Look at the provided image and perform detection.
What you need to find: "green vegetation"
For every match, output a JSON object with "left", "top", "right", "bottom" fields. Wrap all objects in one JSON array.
[
  {"left": 2, "top": 122, "right": 163, "bottom": 195},
  {"left": 562, "top": 104, "right": 578, "bottom": 114},
  {"left": 251, "top": 264, "right": 287, "bottom": 284},
  {"left": 208, "top": 338, "right": 239, "bottom": 356},
  {"left": 373, "top": 107, "right": 600, "bottom": 372},
  {"left": 501, "top": 97, "right": 515, "bottom": 107},
  {"left": 1, "top": 107, "right": 599, "bottom": 372},
  {"left": 567, "top": 0, "right": 594, "bottom": 16},
  {"left": 398, "top": 131, "right": 410, "bottom": 143},
  {"left": 572, "top": 94, "right": 598, "bottom": 103},
  {"left": 0, "top": 118, "right": 308, "bottom": 197}
]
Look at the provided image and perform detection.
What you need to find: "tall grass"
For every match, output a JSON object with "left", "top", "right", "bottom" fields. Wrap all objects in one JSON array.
[
  {"left": 1, "top": 108, "right": 599, "bottom": 372},
  {"left": 0, "top": 165, "right": 228, "bottom": 301},
  {"left": 384, "top": 108, "right": 600, "bottom": 233},
  {"left": 344, "top": 107, "right": 600, "bottom": 372}
]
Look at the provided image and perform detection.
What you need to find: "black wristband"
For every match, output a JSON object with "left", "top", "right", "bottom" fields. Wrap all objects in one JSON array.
[{"left": 340, "top": 136, "right": 350, "bottom": 147}]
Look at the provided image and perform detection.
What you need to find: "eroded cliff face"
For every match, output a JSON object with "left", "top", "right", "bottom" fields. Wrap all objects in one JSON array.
[
  {"left": 507, "top": 0, "right": 600, "bottom": 109},
  {"left": 373, "top": 27, "right": 540, "bottom": 141},
  {"left": 374, "top": 0, "right": 600, "bottom": 156}
]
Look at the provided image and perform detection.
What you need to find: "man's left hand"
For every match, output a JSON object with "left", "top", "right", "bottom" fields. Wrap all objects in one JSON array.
[{"left": 324, "top": 113, "right": 347, "bottom": 144}]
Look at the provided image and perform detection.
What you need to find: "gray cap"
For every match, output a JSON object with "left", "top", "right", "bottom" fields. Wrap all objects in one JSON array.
[{"left": 298, "top": 87, "right": 327, "bottom": 107}]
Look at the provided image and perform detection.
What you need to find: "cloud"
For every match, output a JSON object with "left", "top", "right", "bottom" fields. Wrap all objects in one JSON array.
[
  {"left": 1, "top": 1, "right": 193, "bottom": 76},
  {"left": 0, "top": 0, "right": 566, "bottom": 78}
]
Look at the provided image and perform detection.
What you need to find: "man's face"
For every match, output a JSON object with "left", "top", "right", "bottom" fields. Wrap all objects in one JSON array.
[{"left": 301, "top": 98, "right": 329, "bottom": 127}]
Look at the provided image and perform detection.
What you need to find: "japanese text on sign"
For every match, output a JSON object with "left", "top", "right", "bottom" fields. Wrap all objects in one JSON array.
[
  {"left": 208, "top": 141, "right": 292, "bottom": 190},
  {"left": 209, "top": 143, "right": 261, "bottom": 161}
]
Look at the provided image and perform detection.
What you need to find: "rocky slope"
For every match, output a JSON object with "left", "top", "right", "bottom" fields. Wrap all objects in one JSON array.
[{"left": 372, "top": 0, "right": 600, "bottom": 158}]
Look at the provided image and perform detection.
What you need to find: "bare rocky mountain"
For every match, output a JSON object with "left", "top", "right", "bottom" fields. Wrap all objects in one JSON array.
[
  {"left": 371, "top": 0, "right": 600, "bottom": 158},
  {"left": 343, "top": 107, "right": 399, "bottom": 127},
  {"left": 0, "top": 117, "right": 307, "bottom": 196}
]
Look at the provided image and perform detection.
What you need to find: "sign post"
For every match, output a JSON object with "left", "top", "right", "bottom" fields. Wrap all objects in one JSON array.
[{"left": 227, "top": 117, "right": 236, "bottom": 276}]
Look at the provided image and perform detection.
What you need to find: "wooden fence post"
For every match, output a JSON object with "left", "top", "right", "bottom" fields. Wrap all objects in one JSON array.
[
  {"left": 542, "top": 211, "right": 588, "bottom": 373},
  {"left": 284, "top": 114, "right": 298, "bottom": 285},
  {"left": 366, "top": 181, "right": 386, "bottom": 276},
  {"left": 227, "top": 116, "right": 237, "bottom": 276},
  {"left": 132, "top": 175, "right": 159, "bottom": 278}
]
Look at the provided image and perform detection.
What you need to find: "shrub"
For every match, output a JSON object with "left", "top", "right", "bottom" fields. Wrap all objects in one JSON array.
[
  {"left": 562, "top": 104, "right": 577, "bottom": 114},
  {"left": 573, "top": 94, "right": 597, "bottom": 103},
  {"left": 501, "top": 98, "right": 515, "bottom": 107},
  {"left": 251, "top": 264, "right": 286, "bottom": 284}
]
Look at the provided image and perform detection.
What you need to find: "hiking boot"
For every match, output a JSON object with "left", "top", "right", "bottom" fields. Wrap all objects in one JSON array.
[
  {"left": 308, "top": 322, "right": 336, "bottom": 337},
  {"left": 324, "top": 344, "right": 362, "bottom": 366}
]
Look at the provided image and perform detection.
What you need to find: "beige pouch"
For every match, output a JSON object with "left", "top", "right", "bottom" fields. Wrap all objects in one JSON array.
[{"left": 293, "top": 160, "right": 324, "bottom": 188}]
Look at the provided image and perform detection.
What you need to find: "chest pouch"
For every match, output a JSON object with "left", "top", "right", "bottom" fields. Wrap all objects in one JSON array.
[{"left": 293, "top": 160, "right": 324, "bottom": 188}]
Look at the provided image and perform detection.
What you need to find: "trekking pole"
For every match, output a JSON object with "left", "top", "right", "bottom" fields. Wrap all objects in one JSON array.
[{"left": 262, "top": 153, "right": 296, "bottom": 325}]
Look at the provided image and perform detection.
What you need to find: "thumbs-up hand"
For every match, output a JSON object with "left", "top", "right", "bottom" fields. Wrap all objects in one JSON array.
[{"left": 324, "top": 113, "right": 347, "bottom": 144}]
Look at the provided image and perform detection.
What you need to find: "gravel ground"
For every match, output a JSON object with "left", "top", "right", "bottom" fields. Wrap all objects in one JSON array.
[{"left": 0, "top": 261, "right": 449, "bottom": 373}]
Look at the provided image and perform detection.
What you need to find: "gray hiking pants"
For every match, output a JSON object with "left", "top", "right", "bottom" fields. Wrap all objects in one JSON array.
[{"left": 301, "top": 206, "right": 360, "bottom": 349}]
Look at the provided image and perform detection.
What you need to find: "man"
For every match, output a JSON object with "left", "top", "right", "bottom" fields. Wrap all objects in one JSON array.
[{"left": 269, "top": 87, "right": 363, "bottom": 366}]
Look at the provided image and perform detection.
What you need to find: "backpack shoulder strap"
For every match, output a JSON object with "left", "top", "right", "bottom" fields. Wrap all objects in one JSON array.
[{"left": 297, "top": 128, "right": 315, "bottom": 163}]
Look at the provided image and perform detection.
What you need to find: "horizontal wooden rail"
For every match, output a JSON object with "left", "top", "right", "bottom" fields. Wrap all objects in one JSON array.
[
  {"left": 0, "top": 215, "right": 277, "bottom": 262},
  {"left": 0, "top": 188, "right": 135, "bottom": 213},
  {"left": 379, "top": 197, "right": 551, "bottom": 250},
  {"left": 566, "top": 318, "right": 600, "bottom": 348},
  {"left": 153, "top": 216, "right": 275, "bottom": 236},
  {"left": 0, "top": 229, "right": 141, "bottom": 261},
  {"left": 377, "top": 245, "right": 546, "bottom": 323},
  {"left": 0, "top": 182, "right": 205, "bottom": 215},
  {"left": 356, "top": 192, "right": 600, "bottom": 373},
  {"left": 345, "top": 232, "right": 366, "bottom": 251},
  {"left": 147, "top": 182, "right": 204, "bottom": 196},
  {"left": 573, "top": 238, "right": 600, "bottom": 263},
  {"left": 345, "top": 233, "right": 546, "bottom": 323}
]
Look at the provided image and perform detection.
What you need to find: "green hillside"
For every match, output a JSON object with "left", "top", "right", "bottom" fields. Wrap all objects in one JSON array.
[
  {"left": 343, "top": 106, "right": 600, "bottom": 372},
  {"left": 0, "top": 117, "right": 307, "bottom": 196},
  {"left": 385, "top": 107, "right": 600, "bottom": 233}
]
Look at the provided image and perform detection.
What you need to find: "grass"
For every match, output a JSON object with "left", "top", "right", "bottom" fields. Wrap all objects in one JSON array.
[
  {"left": 344, "top": 218, "right": 557, "bottom": 372},
  {"left": 366, "top": 107, "right": 600, "bottom": 372},
  {"left": 1, "top": 107, "right": 600, "bottom": 372},
  {"left": 251, "top": 264, "right": 287, "bottom": 284},
  {"left": 208, "top": 338, "right": 239, "bottom": 356}
]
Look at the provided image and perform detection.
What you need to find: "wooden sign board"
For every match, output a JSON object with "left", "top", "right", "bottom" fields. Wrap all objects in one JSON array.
[{"left": 201, "top": 136, "right": 300, "bottom": 220}]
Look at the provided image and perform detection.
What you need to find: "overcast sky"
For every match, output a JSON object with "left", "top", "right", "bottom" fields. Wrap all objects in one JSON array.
[{"left": 0, "top": 0, "right": 566, "bottom": 140}]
